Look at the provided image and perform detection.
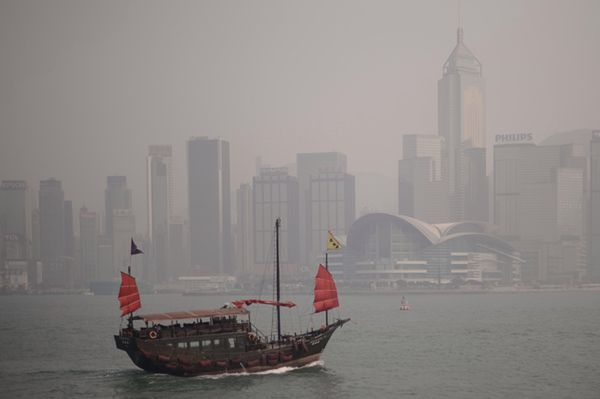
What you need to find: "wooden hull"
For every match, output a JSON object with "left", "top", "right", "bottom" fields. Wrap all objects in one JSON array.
[{"left": 115, "top": 319, "right": 348, "bottom": 377}]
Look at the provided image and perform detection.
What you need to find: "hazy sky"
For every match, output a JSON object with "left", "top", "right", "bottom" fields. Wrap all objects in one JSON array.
[{"left": 1, "top": 0, "right": 599, "bottom": 229}]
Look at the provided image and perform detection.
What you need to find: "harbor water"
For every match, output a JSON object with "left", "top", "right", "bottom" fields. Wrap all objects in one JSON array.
[{"left": 1, "top": 291, "right": 599, "bottom": 398}]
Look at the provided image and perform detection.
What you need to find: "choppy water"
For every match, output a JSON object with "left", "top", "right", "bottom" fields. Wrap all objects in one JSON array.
[{"left": 1, "top": 291, "right": 599, "bottom": 398}]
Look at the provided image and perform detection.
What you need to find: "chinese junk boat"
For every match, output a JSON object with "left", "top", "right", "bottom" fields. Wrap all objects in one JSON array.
[{"left": 114, "top": 220, "right": 349, "bottom": 376}]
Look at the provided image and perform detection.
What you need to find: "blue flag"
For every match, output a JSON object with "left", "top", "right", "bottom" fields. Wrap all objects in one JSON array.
[{"left": 130, "top": 239, "right": 143, "bottom": 255}]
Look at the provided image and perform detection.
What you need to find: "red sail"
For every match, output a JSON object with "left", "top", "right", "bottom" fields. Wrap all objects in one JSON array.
[
  {"left": 232, "top": 299, "right": 296, "bottom": 308},
  {"left": 118, "top": 272, "right": 141, "bottom": 316},
  {"left": 313, "top": 264, "right": 339, "bottom": 313}
]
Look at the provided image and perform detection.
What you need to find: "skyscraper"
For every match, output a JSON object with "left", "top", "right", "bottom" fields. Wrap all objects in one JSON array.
[
  {"left": 187, "top": 137, "right": 232, "bottom": 275},
  {"left": 235, "top": 183, "right": 254, "bottom": 274},
  {"left": 297, "top": 152, "right": 347, "bottom": 266},
  {"left": 438, "top": 28, "right": 487, "bottom": 221},
  {"left": 79, "top": 206, "right": 98, "bottom": 286},
  {"left": 253, "top": 168, "right": 299, "bottom": 268},
  {"left": 0, "top": 180, "right": 30, "bottom": 259},
  {"left": 147, "top": 145, "right": 173, "bottom": 282},
  {"left": 403, "top": 135, "right": 443, "bottom": 181},
  {"left": 494, "top": 140, "right": 586, "bottom": 282},
  {"left": 39, "top": 179, "right": 64, "bottom": 287},
  {"left": 112, "top": 209, "right": 135, "bottom": 277},
  {"left": 307, "top": 171, "right": 355, "bottom": 264},
  {"left": 590, "top": 131, "right": 600, "bottom": 281},
  {"left": 105, "top": 176, "right": 131, "bottom": 239},
  {"left": 398, "top": 135, "right": 449, "bottom": 223},
  {"left": 63, "top": 200, "right": 74, "bottom": 258}
]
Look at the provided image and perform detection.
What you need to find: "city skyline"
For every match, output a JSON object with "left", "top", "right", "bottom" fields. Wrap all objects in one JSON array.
[
  {"left": 1, "top": 1, "right": 599, "bottom": 288},
  {"left": 1, "top": 1, "right": 598, "bottom": 227}
]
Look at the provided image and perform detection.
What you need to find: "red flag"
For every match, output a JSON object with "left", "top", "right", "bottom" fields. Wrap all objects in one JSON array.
[
  {"left": 313, "top": 264, "right": 339, "bottom": 313},
  {"left": 118, "top": 272, "right": 141, "bottom": 316}
]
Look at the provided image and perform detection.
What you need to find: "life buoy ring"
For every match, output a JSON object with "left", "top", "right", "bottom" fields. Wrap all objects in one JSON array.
[{"left": 149, "top": 330, "right": 158, "bottom": 339}]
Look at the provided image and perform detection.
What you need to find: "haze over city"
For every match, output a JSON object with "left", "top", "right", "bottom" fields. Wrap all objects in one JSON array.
[
  {"left": 1, "top": 0, "right": 599, "bottom": 221},
  {"left": 1, "top": 1, "right": 600, "bottom": 398}
]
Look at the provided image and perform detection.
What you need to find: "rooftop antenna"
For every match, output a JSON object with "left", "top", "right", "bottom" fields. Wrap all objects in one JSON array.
[{"left": 457, "top": 0, "right": 463, "bottom": 43}]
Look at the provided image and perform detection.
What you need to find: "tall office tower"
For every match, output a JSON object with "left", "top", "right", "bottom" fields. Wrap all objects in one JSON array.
[
  {"left": 403, "top": 135, "right": 444, "bottom": 181},
  {"left": 79, "top": 206, "right": 98, "bottom": 286},
  {"left": 104, "top": 176, "right": 132, "bottom": 239},
  {"left": 399, "top": 135, "right": 449, "bottom": 222},
  {"left": 31, "top": 209, "right": 40, "bottom": 260},
  {"left": 398, "top": 158, "right": 449, "bottom": 223},
  {"left": 591, "top": 131, "right": 600, "bottom": 281},
  {"left": 235, "top": 183, "right": 254, "bottom": 274},
  {"left": 168, "top": 216, "right": 188, "bottom": 279},
  {"left": 494, "top": 141, "right": 586, "bottom": 282},
  {"left": 462, "top": 148, "right": 489, "bottom": 221},
  {"left": 253, "top": 168, "right": 299, "bottom": 268},
  {"left": 297, "top": 152, "right": 347, "bottom": 266},
  {"left": 39, "top": 179, "right": 65, "bottom": 287},
  {"left": 112, "top": 209, "right": 135, "bottom": 277},
  {"left": 438, "top": 28, "right": 487, "bottom": 221},
  {"left": 0, "top": 181, "right": 30, "bottom": 259},
  {"left": 63, "top": 200, "right": 74, "bottom": 258},
  {"left": 147, "top": 145, "right": 173, "bottom": 282},
  {"left": 187, "top": 137, "right": 232, "bottom": 275},
  {"left": 307, "top": 172, "right": 355, "bottom": 263},
  {"left": 96, "top": 236, "right": 113, "bottom": 281}
]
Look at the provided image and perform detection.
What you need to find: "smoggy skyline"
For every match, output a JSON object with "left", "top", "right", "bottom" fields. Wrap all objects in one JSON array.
[{"left": 1, "top": 0, "right": 599, "bottom": 226}]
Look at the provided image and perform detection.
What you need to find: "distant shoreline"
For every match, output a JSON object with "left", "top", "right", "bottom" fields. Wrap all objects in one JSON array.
[{"left": 3, "top": 285, "right": 600, "bottom": 296}]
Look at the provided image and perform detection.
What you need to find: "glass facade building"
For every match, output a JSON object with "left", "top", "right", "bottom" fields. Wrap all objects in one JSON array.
[{"left": 342, "top": 213, "right": 519, "bottom": 286}]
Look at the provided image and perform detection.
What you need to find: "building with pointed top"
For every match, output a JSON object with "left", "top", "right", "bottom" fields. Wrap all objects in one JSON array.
[{"left": 438, "top": 28, "right": 488, "bottom": 222}]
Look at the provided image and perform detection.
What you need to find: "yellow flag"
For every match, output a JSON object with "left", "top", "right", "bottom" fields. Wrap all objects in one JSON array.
[{"left": 327, "top": 230, "right": 343, "bottom": 250}]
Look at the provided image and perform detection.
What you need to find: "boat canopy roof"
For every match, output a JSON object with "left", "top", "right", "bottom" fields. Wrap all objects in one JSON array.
[{"left": 135, "top": 307, "right": 249, "bottom": 322}]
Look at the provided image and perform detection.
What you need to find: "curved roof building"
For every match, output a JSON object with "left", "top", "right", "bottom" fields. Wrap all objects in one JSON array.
[{"left": 338, "top": 213, "right": 521, "bottom": 287}]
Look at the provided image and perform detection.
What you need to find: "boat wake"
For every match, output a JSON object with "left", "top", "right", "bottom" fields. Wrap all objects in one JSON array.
[{"left": 197, "top": 360, "right": 325, "bottom": 379}]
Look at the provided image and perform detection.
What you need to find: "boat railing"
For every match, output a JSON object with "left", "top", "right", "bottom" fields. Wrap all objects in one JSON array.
[{"left": 135, "top": 319, "right": 251, "bottom": 340}]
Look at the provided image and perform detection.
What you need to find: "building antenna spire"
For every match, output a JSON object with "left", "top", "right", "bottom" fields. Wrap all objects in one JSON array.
[{"left": 457, "top": 0, "right": 463, "bottom": 43}]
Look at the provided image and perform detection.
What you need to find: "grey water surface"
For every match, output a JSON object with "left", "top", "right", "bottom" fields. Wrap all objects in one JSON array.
[{"left": 1, "top": 292, "right": 599, "bottom": 399}]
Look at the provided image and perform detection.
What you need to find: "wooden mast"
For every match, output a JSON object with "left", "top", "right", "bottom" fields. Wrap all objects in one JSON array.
[
  {"left": 325, "top": 251, "right": 329, "bottom": 326},
  {"left": 275, "top": 218, "right": 281, "bottom": 343}
]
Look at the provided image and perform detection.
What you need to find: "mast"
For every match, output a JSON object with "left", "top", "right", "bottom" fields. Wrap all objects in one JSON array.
[
  {"left": 128, "top": 251, "right": 132, "bottom": 326},
  {"left": 325, "top": 251, "right": 329, "bottom": 326},
  {"left": 275, "top": 218, "right": 281, "bottom": 343}
]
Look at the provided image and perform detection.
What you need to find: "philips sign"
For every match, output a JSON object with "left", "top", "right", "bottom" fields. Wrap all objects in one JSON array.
[{"left": 495, "top": 133, "right": 533, "bottom": 144}]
